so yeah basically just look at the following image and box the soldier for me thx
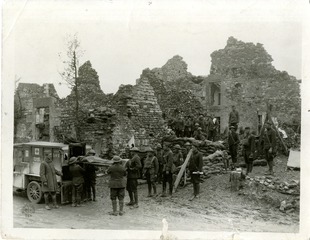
[107,156,127,216]
[125,147,142,208]
[184,142,192,156]
[40,154,63,210]
[228,126,240,170]
[172,144,184,168]
[198,114,205,133]
[193,127,206,141]
[208,114,219,142]
[155,143,163,184]
[189,145,203,201]
[174,115,185,137]
[263,122,277,175]
[143,147,159,197]
[69,157,85,207]
[161,143,174,197]
[242,127,256,175]
[84,149,99,201]
[184,116,192,138]
[188,115,195,137]
[229,105,239,129]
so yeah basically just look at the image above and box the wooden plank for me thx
[173,149,192,193]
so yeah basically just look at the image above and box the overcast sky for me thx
[3,0,303,98]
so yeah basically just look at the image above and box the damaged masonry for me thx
[13,37,301,232]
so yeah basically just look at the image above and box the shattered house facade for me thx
[14,37,301,156]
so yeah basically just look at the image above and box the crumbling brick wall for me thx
[139,56,206,119]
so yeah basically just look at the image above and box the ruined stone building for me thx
[204,37,301,133]
[14,37,301,156]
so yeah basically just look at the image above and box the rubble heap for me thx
[246,175,300,195]
[245,175,300,213]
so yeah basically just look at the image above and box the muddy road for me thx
[13,156,299,233]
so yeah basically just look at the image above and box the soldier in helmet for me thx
[125,147,142,208]
[155,143,163,184]
[193,127,206,141]
[184,142,192,156]
[69,157,85,207]
[172,144,183,168]
[161,143,174,197]
[107,155,127,216]
[228,125,240,170]
[84,149,99,201]
[143,147,159,197]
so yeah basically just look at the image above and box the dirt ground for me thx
[13,155,299,233]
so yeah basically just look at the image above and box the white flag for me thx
[128,135,135,147]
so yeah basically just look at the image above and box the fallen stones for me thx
[246,175,300,196]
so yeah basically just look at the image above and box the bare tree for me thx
[59,33,84,140]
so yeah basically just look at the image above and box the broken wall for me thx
[205,37,301,133]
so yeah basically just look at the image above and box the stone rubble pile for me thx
[246,175,300,195]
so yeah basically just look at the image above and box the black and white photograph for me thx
[2,0,310,239]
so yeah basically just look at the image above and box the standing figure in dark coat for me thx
[198,114,205,133]
[208,114,219,142]
[263,122,277,175]
[40,154,63,210]
[125,147,142,208]
[229,105,239,130]
[188,145,203,201]
[69,157,85,207]
[184,116,191,138]
[161,143,174,197]
[155,143,163,184]
[174,115,185,138]
[107,156,127,216]
[228,126,240,170]
[84,149,99,201]
[242,127,256,175]
[143,147,159,197]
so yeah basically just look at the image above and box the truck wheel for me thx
[27,181,43,204]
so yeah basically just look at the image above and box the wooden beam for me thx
[173,149,192,193]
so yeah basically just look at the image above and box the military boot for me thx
[131,191,139,208]
[153,185,157,196]
[109,200,118,216]
[44,194,51,210]
[126,191,134,206]
[119,200,125,216]
[147,184,152,197]
[52,194,59,209]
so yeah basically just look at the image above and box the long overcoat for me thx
[40,161,62,192]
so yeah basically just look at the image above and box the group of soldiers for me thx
[39,105,277,215]
[167,112,219,141]
[40,150,98,210]
[107,141,203,216]
[227,106,277,176]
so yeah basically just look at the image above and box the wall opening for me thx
[211,83,221,106]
